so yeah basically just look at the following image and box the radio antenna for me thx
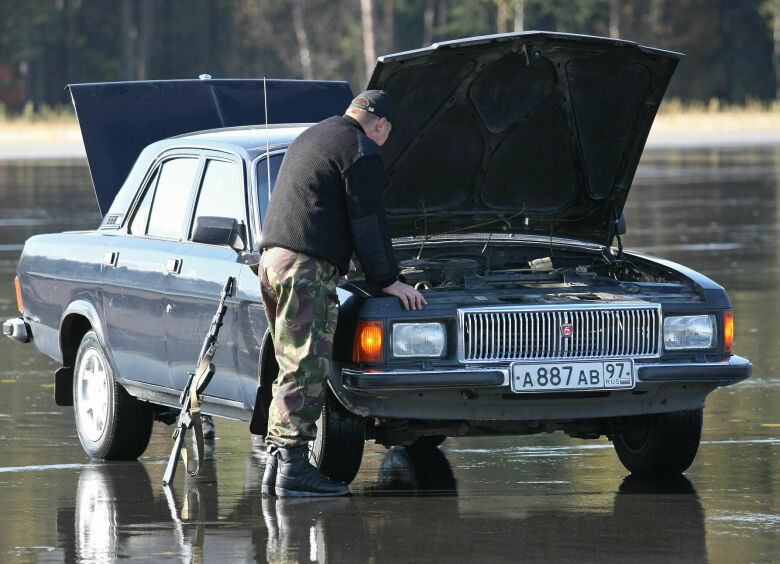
[264,77,272,206]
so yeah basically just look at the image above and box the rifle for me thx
[162,276,236,485]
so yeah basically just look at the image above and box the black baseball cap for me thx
[350,90,397,124]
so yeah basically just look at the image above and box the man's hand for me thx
[382,280,427,310]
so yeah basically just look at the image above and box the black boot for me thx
[262,446,278,496]
[275,445,350,497]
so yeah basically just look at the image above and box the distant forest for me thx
[0,0,778,113]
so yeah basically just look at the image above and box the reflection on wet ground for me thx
[50,444,712,563]
[0,148,778,563]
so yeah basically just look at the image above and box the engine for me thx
[398,257,482,289]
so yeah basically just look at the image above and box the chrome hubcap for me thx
[76,349,110,442]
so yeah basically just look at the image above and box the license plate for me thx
[510,360,634,393]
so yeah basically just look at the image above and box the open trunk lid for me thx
[68,78,353,215]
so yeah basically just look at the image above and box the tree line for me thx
[0,0,777,113]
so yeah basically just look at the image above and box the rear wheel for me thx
[612,409,703,476]
[308,388,365,484]
[73,331,154,460]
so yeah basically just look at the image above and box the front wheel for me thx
[308,388,365,484]
[73,330,154,460]
[410,435,447,450]
[612,409,703,476]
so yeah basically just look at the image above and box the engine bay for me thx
[391,239,686,292]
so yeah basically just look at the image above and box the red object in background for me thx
[0,64,24,110]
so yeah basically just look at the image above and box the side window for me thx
[147,157,199,239]
[256,154,284,224]
[128,168,159,235]
[191,159,245,236]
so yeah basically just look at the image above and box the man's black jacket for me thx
[261,115,399,288]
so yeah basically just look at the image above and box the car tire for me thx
[410,435,447,449]
[612,408,703,476]
[308,388,365,484]
[73,330,154,460]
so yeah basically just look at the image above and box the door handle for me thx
[166,258,182,274]
[103,250,119,267]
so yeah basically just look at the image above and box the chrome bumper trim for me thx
[343,367,508,390]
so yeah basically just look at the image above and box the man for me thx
[259,90,426,497]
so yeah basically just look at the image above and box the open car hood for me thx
[68,79,353,215]
[367,32,681,245]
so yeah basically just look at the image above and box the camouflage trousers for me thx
[259,247,339,448]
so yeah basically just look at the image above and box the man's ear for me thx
[377,117,388,131]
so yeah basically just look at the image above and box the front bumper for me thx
[3,317,31,343]
[342,355,752,391]
[334,356,752,421]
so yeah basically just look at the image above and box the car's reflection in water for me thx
[60,445,707,562]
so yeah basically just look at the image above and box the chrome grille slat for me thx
[490,314,496,360]
[460,305,661,362]
[609,310,615,356]
[510,313,516,359]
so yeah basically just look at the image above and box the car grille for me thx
[459,304,661,362]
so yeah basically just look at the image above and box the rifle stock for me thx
[162,427,186,485]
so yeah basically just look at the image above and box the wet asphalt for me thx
[0,147,778,563]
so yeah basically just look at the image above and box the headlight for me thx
[663,315,716,350]
[392,322,446,358]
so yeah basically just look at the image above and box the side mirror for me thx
[192,216,246,250]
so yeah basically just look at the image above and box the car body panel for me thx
[101,235,170,387]
[368,32,681,245]
[17,232,107,363]
[233,267,270,409]
[163,243,245,399]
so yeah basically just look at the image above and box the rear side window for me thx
[191,159,245,236]
[129,168,159,235]
[146,158,199,239]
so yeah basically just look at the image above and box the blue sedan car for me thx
[4,32,752,483]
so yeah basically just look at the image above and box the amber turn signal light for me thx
[723,310,734,354]
[14,276,23,313]
[354,320,384,363]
